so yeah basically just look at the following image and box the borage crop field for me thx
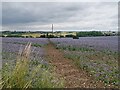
[50,36,119,88]
[1,37,64,88]
[1,36,119,89]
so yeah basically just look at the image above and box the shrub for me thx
[40,35,46,38]
[73,36,79,39]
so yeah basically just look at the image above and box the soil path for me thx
[45,40,106,88]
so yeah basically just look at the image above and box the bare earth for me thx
[45,41,109,88]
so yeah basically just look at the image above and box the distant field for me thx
[51,36,118,51]
[22,33,41,38]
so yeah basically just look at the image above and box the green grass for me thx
[1,43,64,89]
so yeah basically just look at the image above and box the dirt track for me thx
[45,41,106,88]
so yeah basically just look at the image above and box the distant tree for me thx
[60,35,64,38]
[73,35,79,39]
[40,35,46,38]
[65,34,73,38]
[29,36,33,38]
[48,35,54,38]
[46,32,49,38]
[76,31,104,37]
[6,34,23,38]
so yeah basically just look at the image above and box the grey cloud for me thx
[2,2,83,25]
[2,2,118,31]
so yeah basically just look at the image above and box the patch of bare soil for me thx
[45,41,110,88]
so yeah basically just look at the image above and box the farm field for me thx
[1,38,64,88]
[1,36,119,88]
[50,36,119,87]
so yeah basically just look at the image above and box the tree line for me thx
[1,31,118,38]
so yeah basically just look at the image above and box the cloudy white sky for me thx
[1,1,119,31]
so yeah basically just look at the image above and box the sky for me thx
[1,1,119,32]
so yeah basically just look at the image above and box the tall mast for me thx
[52,24,53,35]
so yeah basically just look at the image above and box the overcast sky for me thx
[2,2,118,31]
